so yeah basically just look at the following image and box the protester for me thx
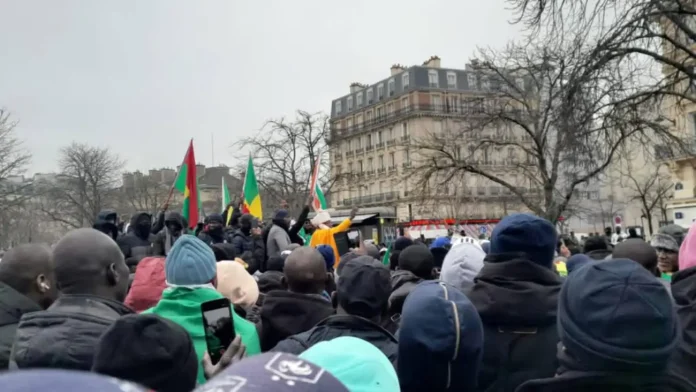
[0,244,57,369]
[613,238,659,276]
[124,256,167,313]
[0,369,147,392]
[398,281,483,392]
[440,241,485,292]
[466,213,563,392]
[670,226,696,385]
[265,210,293,260]
[257,247,334,351]
[230,214,265,273]
[143,235,261,384]
[197,352,350,392]
[92,210,120,241]
[151,211,186,256]
[287,196,312,245]
[150,205,167,235]
[92,314,198,392]
[388,244,436,320]
[300,337,400,392]
[565,253,593,274]
[316,244,336,273]
[197,214,227,245]
[309,206,358,268]
[299,218,315,245]
[116,212,154,270]
[517,259,690,391]
[216,260,259,315]
[582,235,611,260]
[272,256,397,366]
[652,229,681,278]
[12,228,132,370]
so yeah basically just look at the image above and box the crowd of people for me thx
[0,199,695,391]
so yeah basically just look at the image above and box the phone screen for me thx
[201,299,235,365]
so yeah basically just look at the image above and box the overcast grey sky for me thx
[0,0,520,175]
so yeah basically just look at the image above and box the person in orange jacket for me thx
[309,206,358,269]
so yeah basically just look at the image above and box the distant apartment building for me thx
[327,56,537,222]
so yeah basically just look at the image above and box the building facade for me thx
[327,56,534,222]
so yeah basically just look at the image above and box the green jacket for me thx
[143,286,261,384]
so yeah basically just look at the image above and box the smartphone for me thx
[201,298,235,365]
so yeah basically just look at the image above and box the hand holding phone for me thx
[201,298,236,365]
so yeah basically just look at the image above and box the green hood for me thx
[143,286,260,384]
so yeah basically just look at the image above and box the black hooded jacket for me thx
[11,294,132,371]
[670,266,696,386]
[271,314,398,367]
[93,210,119,241]
[387,270,422,320]
[258,290,335,352]
[466,257,563,392]
[152,212,185,257]
[0,282,42,369]
[116,212,155,269]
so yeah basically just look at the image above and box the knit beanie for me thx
[300,337,399,392]
[216,260,260,308]
[490,213,557,268]
[165,235,217,285]
[274,209,290,220]
[316,245,335,271]
[92,314,198,392]
[558,258,679,373]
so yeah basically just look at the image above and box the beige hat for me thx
[311,210,332,227]
[216,259,259,308]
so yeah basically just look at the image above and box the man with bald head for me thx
[0,244,57,369]
[257,247,334,351]
[11,228,132,371]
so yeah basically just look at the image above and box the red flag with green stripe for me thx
[173,140,199,228]
[309,156,327,210]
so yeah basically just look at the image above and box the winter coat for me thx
[150,210,165,235]
[143,286,261,385]
[116,212,155,270]
[151,212,186,257]
[93,210,119,241]
[670,266,696,385]
[387,270,422,320]
[516,372,696,392]
[197,231,226,246]
[230,229,265,273]
[288,206,311,245]
[124,257,167,313]
[11,295,133,371]
[271,314,398,367]
[0,282,42,369]
[585,248,612,260]
[266,224,292,260]
[258,290,335,352]
[309,219,352,268]
[466,258,563,392]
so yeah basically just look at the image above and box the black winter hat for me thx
[337,256,391,318]
[559,259,679,373]
[92,314,198,392]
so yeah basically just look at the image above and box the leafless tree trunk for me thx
[0,109,32,248]
[37,143,124,228]
[234,110,338,217]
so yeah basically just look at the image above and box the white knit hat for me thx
[311,210,332,227]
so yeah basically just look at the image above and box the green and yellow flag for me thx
[241,156,262,219]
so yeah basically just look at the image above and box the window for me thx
[367,88,374,103]
[389,128,395,140]
[387,102,394,114]
[335,101,342,114]
[401,122,409,137]
[690,112,696,135]
[356,92,363,106]
[431,94,442,107]
[358,160,364,173]
[481,76,490,91]
[379,155,384,169]
[366,134,372,146]
[377,131,383,143]
[376,107,384,118]
[346,118,353,128]
[347,96,353,111]
[404,149,410,162]
[467,73,477,89]
[433,120,442,134]
[366,111,373,121]
[428,70,439,87]
[356,114,363,124]
[447,72,457,88]
[401,96,409,110]
[389,152,396,167]
[368,158,373,170]
[348,162,353,173]
[402,72,410,89]
[388,79,395,96]
[448,96,459,112]
[343,141,350,153]
[377,84,384,100]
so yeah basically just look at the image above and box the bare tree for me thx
[234,110,337,216]
[620,161,673,235]
[0,109,31,209]
[38,143,124,228]
[119,171,170,217]
[408,36,680,223]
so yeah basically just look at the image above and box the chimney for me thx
[423,55,441,68]
[390,64,405,76]
[350,82,363,93]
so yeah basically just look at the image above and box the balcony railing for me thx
[329,102,513,140]
[346,151,354,158]
[377,167,386,174]
[376,141,385,149]
[655,139,696,161]
[355,148,365,156]
[366,145,374,152]
[386,140,396,146]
